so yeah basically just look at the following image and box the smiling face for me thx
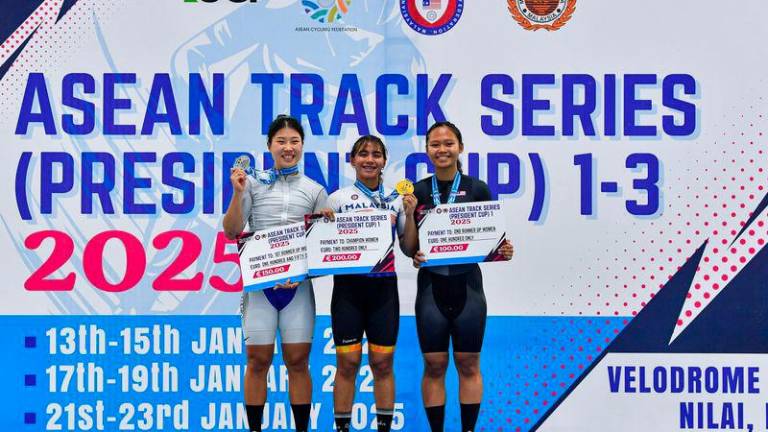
[268,127,303,169]
[350,141,386,185]
[426,126,463,171]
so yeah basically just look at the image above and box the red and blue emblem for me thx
[400,0,463,35]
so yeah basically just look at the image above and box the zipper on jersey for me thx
[281,178,290,223]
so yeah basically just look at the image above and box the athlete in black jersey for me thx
[403,122,514,432]
[322,135,418,432]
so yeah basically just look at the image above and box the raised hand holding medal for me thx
[396,179,417,216]
[231,154,300,186]
[230,155,252,193]
[232,155,253,174]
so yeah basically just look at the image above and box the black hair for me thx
[426,121,463,173]
[267,115,304,145]
[350,134,387,161]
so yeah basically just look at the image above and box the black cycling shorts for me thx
[415,265,487,353]
[331,274,399,354]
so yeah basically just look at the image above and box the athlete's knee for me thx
[282,351,309,375]
[423,356,449,379]
[369,355,393,379]
[337,355,361,379]
[454,354,480,378]
[246,351,273,376]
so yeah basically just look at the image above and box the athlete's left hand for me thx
[274,278,300,290]
[500,240,514,260]
[319,208,335,221]
[412,250,427,268]
[402,194,417,217]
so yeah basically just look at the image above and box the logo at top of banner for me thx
[302,0,351,23]
[400,0,463,35]
[507,0,576,31]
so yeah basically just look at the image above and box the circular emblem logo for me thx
[302,0,352,24]
[436,208,443,214]
[351,194,359,200]
[254,234,261,240]
[508,0,576,31]
[400,0,464,36]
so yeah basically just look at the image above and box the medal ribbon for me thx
[232,156,300,185]
[354,180,399,209]
[252,165,300,185]
[431,172,461,206]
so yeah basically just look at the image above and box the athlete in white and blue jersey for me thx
[325,182,407,276]
[324,135,418,432]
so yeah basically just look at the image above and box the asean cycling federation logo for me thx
[302,0,351,24]
[508,0,576,31]
[400,0,464,36]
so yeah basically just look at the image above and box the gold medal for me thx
[395,179,414,195]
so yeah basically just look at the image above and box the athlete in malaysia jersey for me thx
[223,116,329,432]
[326,182,407,275]
[324,135,417,432]
[403,122,514,432]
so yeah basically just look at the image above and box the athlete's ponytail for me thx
[426,121,464,173]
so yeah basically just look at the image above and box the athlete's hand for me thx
[319,208,335,221]
[230,168,247,194]
[500,239,514,260]
[274,278,300,290]
[402,194,417,217]
[412,250,426,268]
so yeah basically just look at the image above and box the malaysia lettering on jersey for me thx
[326,185,406,237]
[339,200,399,214]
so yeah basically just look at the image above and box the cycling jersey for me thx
[413,174,492,353]
[239,171,327,345]
[325,183,406,277]
[325,183,405,352]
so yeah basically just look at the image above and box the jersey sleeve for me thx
[325,190,341,213]
[240,177,255,230]
[312,186,329,213]
[395,198,406,237]
[475,178,493,201]
[413,177,432,207]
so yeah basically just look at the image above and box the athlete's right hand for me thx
[230,168,247,194]
[319,208,335,221]
[412,250,426,268]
